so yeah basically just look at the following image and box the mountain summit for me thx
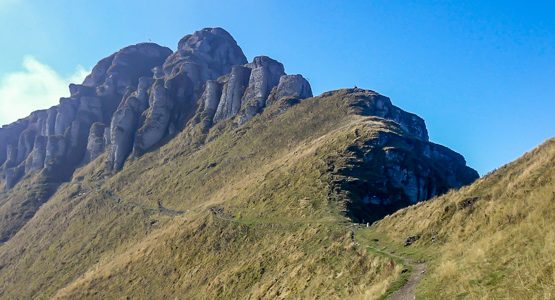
[0,28,480,298]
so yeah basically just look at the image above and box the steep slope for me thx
[0,88,476,299]
[367,138,555,299]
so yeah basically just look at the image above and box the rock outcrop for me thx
[107,28,257,169]
[1,42,172,186]
[267,74,313,106]
[25,136,47,173]
[213,65,252,123]
[84,122,106,163]
[319,89,478,223]
[236,56,285,124]
[163,27,248,85]
[343,133,478,223]
[103,28,314,170]
[200,80,222,118]
[324,88,429,141]
[0,27,315,183]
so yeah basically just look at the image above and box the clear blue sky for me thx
[1,0,554,175]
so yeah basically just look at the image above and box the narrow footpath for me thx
[388,262,426,300]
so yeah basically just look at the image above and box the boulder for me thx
[164,27,247,83]
[267,74,313,105]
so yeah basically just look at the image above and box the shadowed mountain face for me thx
[329,91,478,223]
[0,27,476,267]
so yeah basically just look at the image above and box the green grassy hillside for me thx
[3,85,542,300]
[366,138,555,299]
[0,91,416,299]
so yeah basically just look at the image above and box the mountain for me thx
[365,138,555,299]
[0,28,313,242]
[0,28,479,298]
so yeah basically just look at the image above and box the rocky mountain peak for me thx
[165,27,247,82]
[0,27,314,189]
[83,43,172,90]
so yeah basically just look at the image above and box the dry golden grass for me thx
[3,88,536,299]
[372,138,555,299]
[0,92,407,299]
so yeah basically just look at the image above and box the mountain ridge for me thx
[0,86,476,299]
[0,27,485,299]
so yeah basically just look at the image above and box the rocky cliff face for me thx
[0,42,172,188]
[304,88,479,223]
[0,28,314,188]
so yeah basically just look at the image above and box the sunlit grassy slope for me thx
[369,138,555,299]
[0,91,421,299]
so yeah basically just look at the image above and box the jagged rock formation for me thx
[0,43,172,188]
[105,28,312,170]
[200,80,222,120]
[267,74,313,106]
[292,88,478,223]
[213,65,252,123]
[236,56,285,124]
[84,122,106,163]
[0,27,314,189]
